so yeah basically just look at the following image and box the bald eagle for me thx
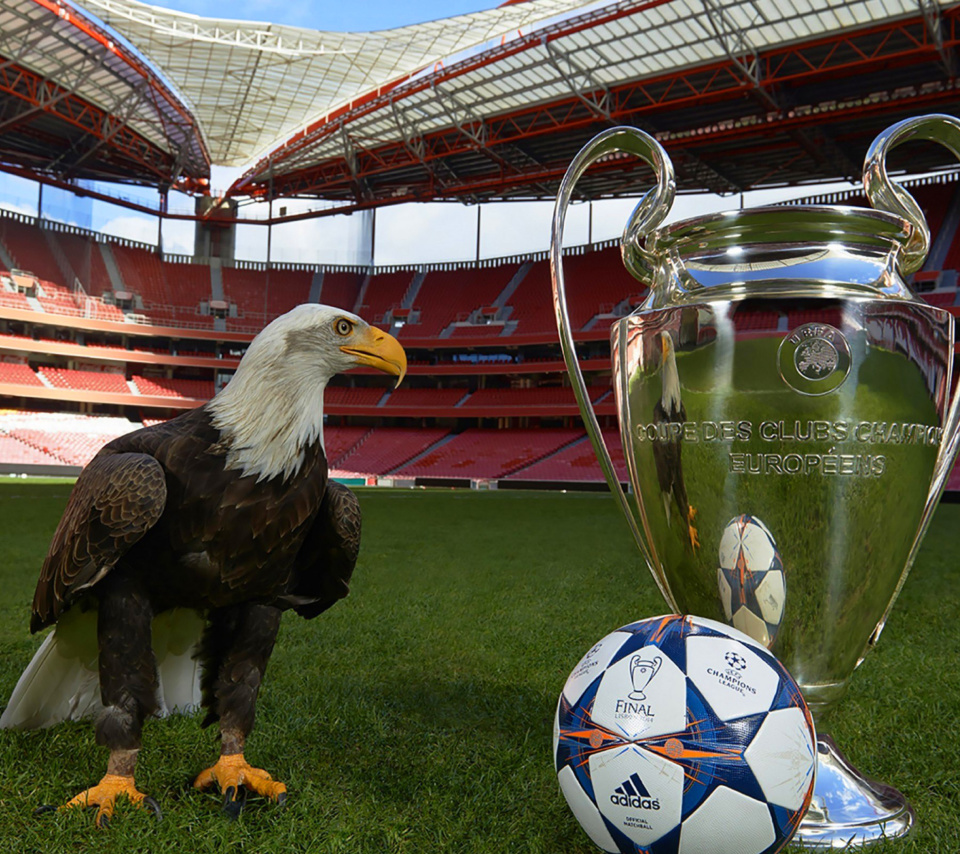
[653,331,699,551]
[0,304,406,825]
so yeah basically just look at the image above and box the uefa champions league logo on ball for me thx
[724,651,747,672]
[628,655,662,701]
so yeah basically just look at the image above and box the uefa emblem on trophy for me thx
[551,114,960,846]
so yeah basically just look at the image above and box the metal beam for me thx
[542,37,612,121]
[919,0,957,76]
[242,8,960,201]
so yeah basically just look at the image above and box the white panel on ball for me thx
[742,523,776,569]
[678,786,776,854]
[744,707,817,811]
[755,570,786,623]
[557,765,619,853]
[751,515,775,541]
[588,745,684,848]
[732,607,772,648]
[562,631,633,706]
[592,644,687,740]
[718,525,742,570]
[686,616,768,653]
[685,636,779,720]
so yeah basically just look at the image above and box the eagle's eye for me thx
[334,318,353,337]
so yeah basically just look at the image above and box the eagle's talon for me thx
[34,804,57,817]
[222,786,246,820]
[59,773,152,827]
[687,505,700,551]
[143,796,163,821]
[194,753,287,806]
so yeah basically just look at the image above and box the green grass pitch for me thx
[0,481,957,853]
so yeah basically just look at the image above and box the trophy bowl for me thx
[551,114,960,847]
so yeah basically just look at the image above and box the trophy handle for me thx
[550,127,678,609]
[863,113,960,275]
[862,114,960,650]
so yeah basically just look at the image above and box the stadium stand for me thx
[39,367,130,395]
[384,387,469,408]
[333,427,451,476]
[6,429,120,466]
[447,323,505,337]
[0,362,44,386]
[52,231,112,296]
[264,269,313,317]
[2,182,960,487]
[503,261,554,336]
[320,271,364,313]
[0,433,64,466]
[163,262,213,314]
[325,386,389,408]
[323,425,373,466]
[460,386,604,409]
[394,428,584,479]
[0,289,32,310]
[357,271,414,327]
[404,266,512,338]
[0,411,136,467]
[132,375,215,399]
[112,244,171,306]
[0,218,65,286]
[505,431,629,482]
[732,309,780,332]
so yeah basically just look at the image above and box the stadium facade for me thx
[0,0,958,488]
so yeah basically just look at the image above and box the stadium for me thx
[0,0,957,850]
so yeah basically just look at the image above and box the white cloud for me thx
[97,214,159,246]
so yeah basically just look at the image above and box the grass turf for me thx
[0,483,956,853]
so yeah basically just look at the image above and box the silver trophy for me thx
[551,114,960,847]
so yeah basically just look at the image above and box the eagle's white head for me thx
[208,304,406,482]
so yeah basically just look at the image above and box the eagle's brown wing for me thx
[279,480,361,619]
[31,452,167,633]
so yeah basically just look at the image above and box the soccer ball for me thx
[554,615,815,854]
[717,515,786,648]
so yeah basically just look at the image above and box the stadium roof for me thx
[80,0,593,167]
[0,0,208,186]
[226,0,960,208]
[1,0,958,209]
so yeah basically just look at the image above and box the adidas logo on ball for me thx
[609,773,661,810]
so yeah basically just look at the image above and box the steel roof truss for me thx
[919,0,956,76]
[542,37,612,121]
[700,0,779,111]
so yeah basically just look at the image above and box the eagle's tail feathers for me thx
[0,610,101,730]
[153,609,205,717]
[0,608,205,730]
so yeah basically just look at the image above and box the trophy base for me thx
[794,734,915,848]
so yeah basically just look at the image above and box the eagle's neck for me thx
[206,356,329,483]
[661,349,682,415]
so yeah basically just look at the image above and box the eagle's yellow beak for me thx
[341,327,407,387]
[660,332,671,361]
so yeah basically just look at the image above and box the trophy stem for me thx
[794,733,915,848]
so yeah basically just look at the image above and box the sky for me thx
[0,0,867,267]
[141,0,503,31]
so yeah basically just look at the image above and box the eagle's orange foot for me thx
[194,754,287,817]
[687,505,700,551]
[43,773,161,828]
